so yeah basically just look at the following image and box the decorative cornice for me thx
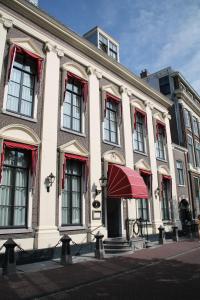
[163,112,171,120]
[144,101,154,110]
[119,85,126,94]
[56,47,64,58]
[94,69,102,80]
[45,42,54,52]
[0,16,13,29]
[86,66,93,75]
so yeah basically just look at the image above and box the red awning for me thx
[162,175,172,180]
[107,164,148,199]
[139,169,152,176]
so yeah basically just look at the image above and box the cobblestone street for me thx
[0,240,200,300]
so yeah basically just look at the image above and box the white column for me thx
[120,87,134,224]
[35,43,63,249]
[145,102,162,232]
[120,87,134,168]
[88,69,104,233]
[0,16,12,80]
[164,113,179,225]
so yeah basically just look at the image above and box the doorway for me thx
[107,198,122,237]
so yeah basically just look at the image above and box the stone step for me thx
[103,238,129,245]
[104,243,131,250]
[104,248,132,254]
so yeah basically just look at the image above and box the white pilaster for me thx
[120,86,133,168]
[88,69,104,232]
[35,43,62,249]
[164,113,179,224]
[120,87,134,222]
[0,16,12,81]
[145,102,162,232]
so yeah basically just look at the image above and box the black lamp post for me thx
[46,172,56,192]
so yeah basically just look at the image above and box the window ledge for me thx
[156,158,168,163]
[103,140,121,148]
[61,127,86,137]
[177,184,186,187]
[134,150,148,156]
[0,228,33,235]
[59,226,87,231]
[1,109,37,123]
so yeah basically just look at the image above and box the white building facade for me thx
[0,0,178,253]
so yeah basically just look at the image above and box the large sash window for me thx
[161,177,171,221]
[7,53,36,117]
[0,149,29,228]
[62,160,83,225]
[63,77,82,132]
[104,100,118,144]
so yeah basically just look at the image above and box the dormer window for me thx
[109,41,118,60]
[99,33,108,53]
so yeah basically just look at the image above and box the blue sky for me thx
[39,0,200,93]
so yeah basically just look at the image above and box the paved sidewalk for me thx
[0,240,199,300]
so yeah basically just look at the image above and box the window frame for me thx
[0,149,29,229]
[187,135,195,166]
[6,53,36,118]
[159,76,170,95]
[184,109,191,129]
[192,116,199,136]
[194,177,200,215]
[176,160,185,186]
[161,179,171,221]
[195,141,200,168]
[137,198,149,221]
[63,77,83,133]
[104,100,119,145]
[134,112,146,153]
[61,160,83,226]
[156,126,166,160]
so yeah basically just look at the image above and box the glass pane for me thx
[72,118,80,132]
[63,115,71,129]
[104,129,109,141]
[6,95,19,112]
[24,58,36,74]
[13,207,25,226]
[65,91,72,103]
[22,86,33,102]
[111,132,117,143]
[21,100,32,116]
[23,73,34,88]
[63,102,71,115]
[11,68,22,83]
[14,54,23,69]
[8,81,20,97]
[73,106,80,119]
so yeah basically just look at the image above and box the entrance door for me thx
[107,198,122,237]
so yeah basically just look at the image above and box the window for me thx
[6,53,36,117]
[0,149,29,227]
[187,135,194,165]
[62,160,82,225]
[159,76,170,95]
[109,41,118,60]
[134,112,146,153]
[195,141,200,168]
[137,199,149,221]
[176,161,185,185]
[63,77,82,132]
[104,100,118,144]
[184,109,191,129]
[156,125,166,160]
[161,179,170,221]
[192,117,199,136]
[99,33,108,53]
[194,177,200,214]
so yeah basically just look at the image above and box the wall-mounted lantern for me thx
[46,172,56,192]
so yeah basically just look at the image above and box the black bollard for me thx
[158,225,165,245]
[94,231,104,259]
[172,226,179,242]
[2,238,18,276]
[60,235,72,265]
[186,222,192,239]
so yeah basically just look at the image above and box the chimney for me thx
[140,69,149,79]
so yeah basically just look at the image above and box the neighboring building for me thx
[142,67,200,223]
[0,0,178,255]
